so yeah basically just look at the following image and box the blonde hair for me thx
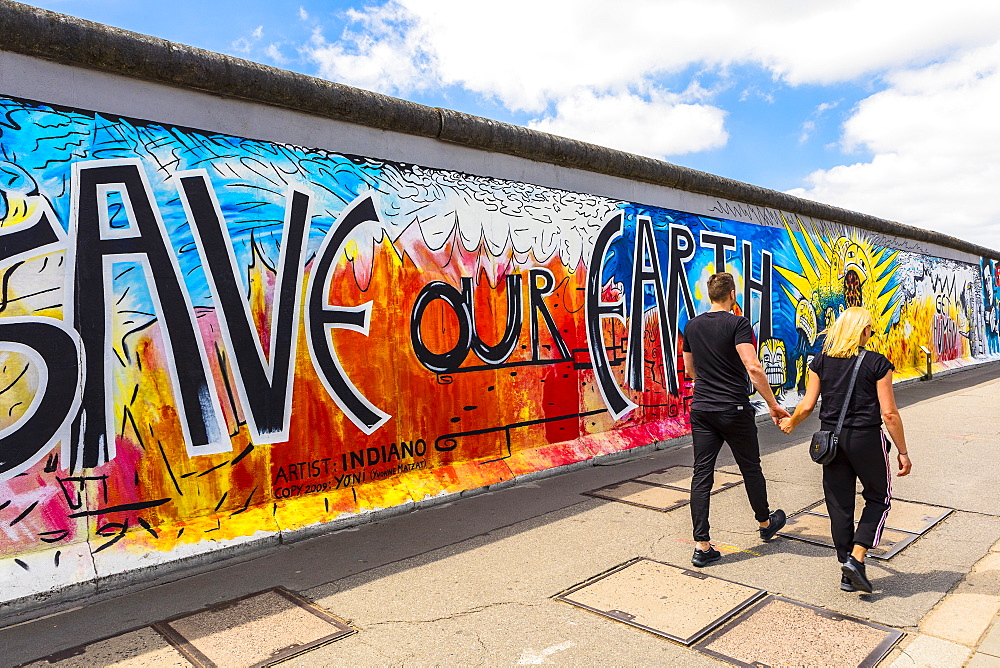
[822,307,873,358]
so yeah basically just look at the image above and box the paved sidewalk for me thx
[885,539,1000,667]
[3,362,1000,666]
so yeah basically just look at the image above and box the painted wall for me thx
[0,86,997,611]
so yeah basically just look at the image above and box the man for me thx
[681,272,790,567]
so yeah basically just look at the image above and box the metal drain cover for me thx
[805,497,952,534]
[153,587,355,667]
[781,496,953,560]
[583,480,690,512]
[555,558,765,645]
[634,465,744,493]
[778,511,921,560]
[696,596,903,667]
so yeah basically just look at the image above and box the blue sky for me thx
[19,0,1000,252]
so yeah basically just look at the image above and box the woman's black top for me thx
[809,350,895,428]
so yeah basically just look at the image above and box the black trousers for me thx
[822,425,892,563]
[690,407,771,542]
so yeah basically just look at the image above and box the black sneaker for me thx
[842,555,873,593]
[840,574,856,592]
[759,509,787,541]
[692,546,722,567]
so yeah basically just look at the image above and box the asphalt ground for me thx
[4,361,1000,666]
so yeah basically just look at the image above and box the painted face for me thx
[795,299,818,346]
[758,338,786,390]
[840,242,869,308]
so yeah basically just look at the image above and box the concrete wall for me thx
[0,2,998,618]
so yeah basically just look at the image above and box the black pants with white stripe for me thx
[822,425,892,563]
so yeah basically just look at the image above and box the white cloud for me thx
[231,37,253,55]
[304,0,1000,109]
[305,5,435,95]
[299,6,309,21]
[798,101,839,144]
[528,89,727,158]
[787,42,1000,251]
[265,43,289,65]
[231,25,265,56]
[798,121,816,145]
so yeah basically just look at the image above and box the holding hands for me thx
[769,403,791,426]
[778,417,794,434]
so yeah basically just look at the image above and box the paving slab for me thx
[978,617,1000,656]
[26,626,189,667]
[968,652,1000,667]
[555,558,765,645]
[920,592,1000,646]
[696,596,901,667]
[976,554,1000,573]
[887,634,971,668]
[154,588,354,667]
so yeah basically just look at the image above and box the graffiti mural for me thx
[0,94,996,601]
[983,258,1000,355]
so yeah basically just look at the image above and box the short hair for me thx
[823,306,873,358]
[707,272,736,303]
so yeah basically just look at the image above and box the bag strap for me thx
[834,349,867,437]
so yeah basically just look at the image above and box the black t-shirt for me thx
[682,311,754,411]
[809,350,895,428]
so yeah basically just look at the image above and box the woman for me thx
[779,307,911,593]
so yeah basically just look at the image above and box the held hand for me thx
[769,404,791,426]
[897,453,912,476]
[778,417,794,434]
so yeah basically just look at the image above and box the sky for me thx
[17,0,1000,253]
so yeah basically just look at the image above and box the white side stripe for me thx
[872,429,893,547]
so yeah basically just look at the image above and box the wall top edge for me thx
[1,0,997,261]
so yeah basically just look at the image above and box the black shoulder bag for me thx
[809,350,866,465]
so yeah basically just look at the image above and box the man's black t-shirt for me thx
[809,350,894,428]
[682,311,754,411]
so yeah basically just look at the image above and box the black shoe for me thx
[759,509,787,541]
[842,555,873,593]
[692,546,722,567]
[840,574,856,592]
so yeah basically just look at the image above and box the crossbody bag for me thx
[809,349,867,465]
